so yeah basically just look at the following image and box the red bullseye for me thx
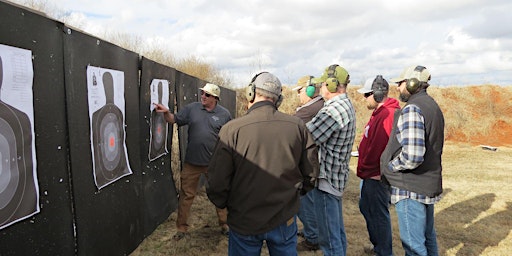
[109,136,115,148]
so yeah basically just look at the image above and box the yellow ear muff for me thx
[325,77,339,93]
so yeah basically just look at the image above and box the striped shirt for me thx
[306,93,356,193]
[389,104,442,204]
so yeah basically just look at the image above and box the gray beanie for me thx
[253,72,282,96]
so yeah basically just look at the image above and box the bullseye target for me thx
[92,104,128,188]
[0,104,35,228]
[99,111,121,173]
[0,46,38,230]
[88,67,132,189]
[148,80,169,161]
[150,112,166,155]
[0,117,22,223]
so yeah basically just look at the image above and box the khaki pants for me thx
[176,162,228,232]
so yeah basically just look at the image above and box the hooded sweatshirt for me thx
[357,97,400,179]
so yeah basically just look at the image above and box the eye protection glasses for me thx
[364,92,374,98]
[201,91,213,97]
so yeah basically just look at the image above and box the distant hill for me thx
[236,84,512,147]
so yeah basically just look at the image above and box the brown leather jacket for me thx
[207,101,319,235]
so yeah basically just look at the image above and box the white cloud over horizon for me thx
[11,0,512,87]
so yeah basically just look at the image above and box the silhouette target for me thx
[92,71,128,188]
[0,56,37,226]
[149,81,167,160]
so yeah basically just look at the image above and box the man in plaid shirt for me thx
[306,64,356,256]
[381,65,445,256]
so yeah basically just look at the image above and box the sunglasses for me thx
[364,92,374,98]
[201,91,213,97]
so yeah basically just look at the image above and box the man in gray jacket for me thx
[207,72,319,256]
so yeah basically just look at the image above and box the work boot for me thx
[363,244,375,254]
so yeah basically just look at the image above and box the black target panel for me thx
[139,57,178,237]
[0,2,74,255]
[175,71,201,168]
[219,86,237,118]
[63,26,143,256]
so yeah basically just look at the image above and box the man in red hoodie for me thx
[357,75,400,256]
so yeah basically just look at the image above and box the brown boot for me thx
[221,225,229,236]
[363,244,375,255]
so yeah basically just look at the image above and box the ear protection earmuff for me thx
[245,72,268,102]
[405,66,428,94]
[325,77,339,93]
[372,75,388,103]
[304,76,316,98]
[305,85,316,98]
[406,78,421,94]
[275,94,283,108]
[325,65,340,93]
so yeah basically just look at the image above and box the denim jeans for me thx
[395,198,439,256]
[359,179,393,256]
[228,216,297,256]
[297,191,318,244]
[311,188,346,256]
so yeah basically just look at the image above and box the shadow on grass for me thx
[436,193,512,255]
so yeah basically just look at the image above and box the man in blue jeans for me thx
[306,64,356,256]
[292,75,324,251]
[207,72,319,256]
[381,65,445,256]
[357,76,399,256]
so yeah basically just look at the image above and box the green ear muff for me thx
[305,84,316,97]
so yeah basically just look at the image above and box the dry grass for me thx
[131,85,512,256]
[131,142,512,256]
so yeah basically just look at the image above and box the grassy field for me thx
[131,85,512,256]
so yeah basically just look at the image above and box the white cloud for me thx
[9,0,512,86]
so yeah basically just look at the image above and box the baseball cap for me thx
[310,77,324,86]
[357,78,375,94]
[391,65,431,83]
[358,75,389,94]
[200,83,221,98]
[317,64,350,85]
[253,72,282,96]
[292,75,314,91]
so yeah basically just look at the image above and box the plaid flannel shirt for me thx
[306,94,356,192]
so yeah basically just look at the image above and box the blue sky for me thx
[12,0,512,87]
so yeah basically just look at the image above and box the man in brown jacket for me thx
[207,72,319,256]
